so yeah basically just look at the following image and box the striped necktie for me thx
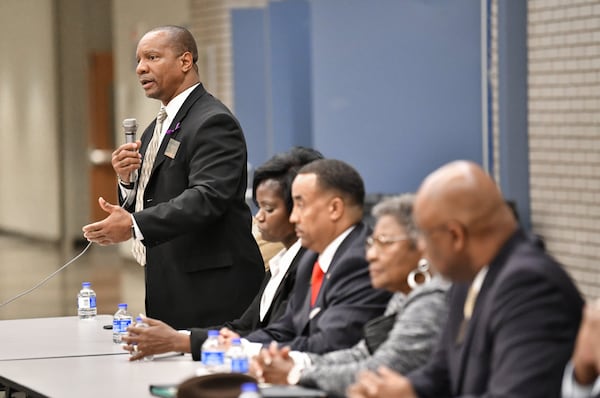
[131,107,167,266]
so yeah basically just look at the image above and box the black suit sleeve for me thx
[475,269,581,398]
[246,253,390,354]
[409,267,582,398]
[187,272,269,361]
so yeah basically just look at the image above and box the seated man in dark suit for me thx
[237,159,391,354]
[348,160,583,398]
[122,147,322,360]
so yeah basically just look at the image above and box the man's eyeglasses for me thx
[366,235,409,249]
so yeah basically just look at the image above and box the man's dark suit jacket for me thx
[407,229,583,398]
[189,247,306,360]
[245,223,391,354]
[122,84,264,330]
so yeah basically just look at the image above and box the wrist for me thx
[286,362,302,385]
[118,175,134,189]
[574,361,598,386]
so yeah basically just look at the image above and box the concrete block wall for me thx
[491,0,501,184]
[527,0,600,299]
[190,0,267,110]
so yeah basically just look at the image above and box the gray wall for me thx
[0,0,61,240]
[0,0,187,247]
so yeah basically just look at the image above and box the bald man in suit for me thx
[348,160,583,398]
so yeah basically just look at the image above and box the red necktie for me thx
[310,261,325,307]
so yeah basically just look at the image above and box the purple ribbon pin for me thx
[166,122,181,135]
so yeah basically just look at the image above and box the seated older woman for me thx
[250,194,450,397]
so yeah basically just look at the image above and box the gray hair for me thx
[371,194,418,246]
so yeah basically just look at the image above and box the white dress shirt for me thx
[562,361,600,398]
[259,240,302,321]
[315,225,355,274]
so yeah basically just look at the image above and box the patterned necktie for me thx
[457,272,486,344]
[131,107,168,266]
[464,267,488,320]
[310,261,325,307]
[463,282,479,321]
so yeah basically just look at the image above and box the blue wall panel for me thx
[310,0,483,193]
[268,0,313,154]
[498,0,530,228]
[232,9,268,170]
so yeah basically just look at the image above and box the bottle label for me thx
[113,318,132,333]
[78,297,90,309]
[201,351,225,366]
[231,357,249,373]
[89,296,96,309]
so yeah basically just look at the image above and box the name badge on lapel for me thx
[164,138,180,159]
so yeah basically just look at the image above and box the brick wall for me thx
[190,0,267,110]
[490,0,501,184]
[189,0,234,109]
[527,0,600,299]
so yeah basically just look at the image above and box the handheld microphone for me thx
[122,118,138,183]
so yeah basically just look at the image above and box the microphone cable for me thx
[1,133,139,309]
[0,240,93,309]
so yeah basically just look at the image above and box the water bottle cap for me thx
[82,282,91,288]
[118,303,128,309]
[240,382,258,392]
[232,337,241,345]
[136,316,143,322]
[207,330,219,337]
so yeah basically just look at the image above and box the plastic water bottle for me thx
[77,282,97,319]
[201,330,225,371]
[131,316,153,361]
[229,337,249,373]
[112,303,132,343]
[238,382,261,398]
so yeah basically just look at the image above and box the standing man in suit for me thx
[82,25,264,330]
[238,159,391,354]
[348,160,583,398]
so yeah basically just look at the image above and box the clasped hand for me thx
[249,342,294,384]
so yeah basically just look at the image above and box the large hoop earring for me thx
[407,258,432,289]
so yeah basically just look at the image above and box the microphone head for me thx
[122,118,138,133]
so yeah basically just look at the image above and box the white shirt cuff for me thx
[562,361,596,398]
[119,183,133,200]
[287,351,312,385]
[241,339,264,358]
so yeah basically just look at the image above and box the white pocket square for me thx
[309,307,321,320]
